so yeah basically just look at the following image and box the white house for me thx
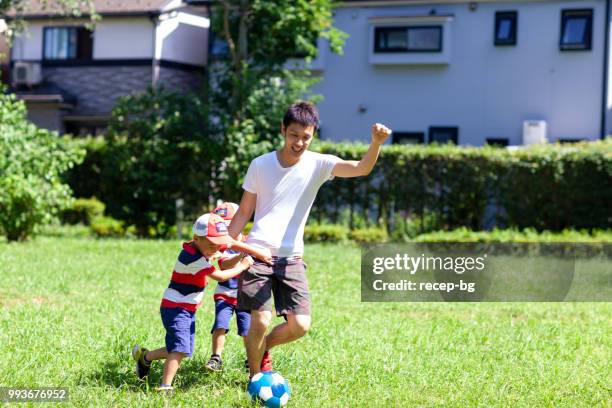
[309,0,612,146]
[7,0,210,134]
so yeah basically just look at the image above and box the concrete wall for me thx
[314,0,606,145]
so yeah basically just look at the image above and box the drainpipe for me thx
[150,12,160,86]
[601,0,610,139]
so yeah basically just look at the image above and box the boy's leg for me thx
[146,347,168,361]
[211,329,227,356]
[237,309,251,373]
[161,352,186,386]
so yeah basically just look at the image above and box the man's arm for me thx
[228,190,256,239]
[331,123,392,178]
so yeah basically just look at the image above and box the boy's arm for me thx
[209,256,253,282]
[231,240,272,264]
[218,253,243,270]
[228,191,256,239]
[331,123,392,178]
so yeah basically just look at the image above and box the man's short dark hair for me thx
[283,101,320,131]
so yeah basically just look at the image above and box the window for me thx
[392,132,424,145]
[429,127,458,144]
[494,11,517,46]
[560,9,592,51]
[374,26,442,53]
[486,138,509,147]
[44,27,93,60]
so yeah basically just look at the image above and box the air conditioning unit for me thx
[522,120,547,145]
[12,61,42,86]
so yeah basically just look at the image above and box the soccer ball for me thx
[247,371,291,407]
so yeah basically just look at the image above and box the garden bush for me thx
[0,91,84,241]
[61,197,105,225]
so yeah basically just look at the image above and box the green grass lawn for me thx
[0,236,610,407]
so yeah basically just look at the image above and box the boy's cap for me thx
[193,213,233,245]
[213,202,239,221]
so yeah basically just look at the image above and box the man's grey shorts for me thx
[237,257,310,316]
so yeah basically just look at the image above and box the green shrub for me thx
[0,91,84,241]
[61,197,105,225]
[90,216,126,238]
[349,227,388,243]
[304,224,349,243]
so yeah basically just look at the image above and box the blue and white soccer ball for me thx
[247,371,291,407]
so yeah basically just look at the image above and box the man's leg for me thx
[265,314,311,350]
[245,309,271,376]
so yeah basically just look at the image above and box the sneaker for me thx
[244,358,250,374]
[204,355,223,372]
[154,385,174,395]
[132,344,151,379]
[260,350,273,372]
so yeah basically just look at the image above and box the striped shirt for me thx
[213,249,239,306]
[160,242,216,312]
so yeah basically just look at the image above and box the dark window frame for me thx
[42,26,93,61]
[560,9,593,51]
[374,25,443,53]
[392,132,425,145]
[486,138,509,147]
[494,11,517,46]
[429,126,458,145]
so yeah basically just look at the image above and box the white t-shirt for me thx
[242,150,340,257]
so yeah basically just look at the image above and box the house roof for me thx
[7,0,210,18]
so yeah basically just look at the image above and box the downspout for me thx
[150,12,160,86]
[601,0,610,139]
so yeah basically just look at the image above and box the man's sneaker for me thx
[244,358,250,374]
[204,355,223,372]
[132,344,151,379]
[260,350,273,372]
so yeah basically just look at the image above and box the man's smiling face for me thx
[281,122,315,159]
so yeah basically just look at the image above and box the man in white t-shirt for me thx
[228,101,391,377]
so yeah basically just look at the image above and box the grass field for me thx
[0,235,610,407]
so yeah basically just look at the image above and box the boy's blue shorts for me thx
[160,306,196,357]
[211,299,251,337]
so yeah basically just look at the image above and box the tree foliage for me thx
[0,91,84,241]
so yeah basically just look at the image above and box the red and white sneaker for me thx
[260,350,273,372]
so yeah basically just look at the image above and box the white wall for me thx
[156,11,209,66]
[315,0,606,145]
[11,18,155,60]
[94,18,154,59]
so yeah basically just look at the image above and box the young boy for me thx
[131,212,270,391]
[204,202,251,372]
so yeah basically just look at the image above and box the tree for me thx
[102,87,220,237]
[0,91,84,241]
[209,0,346,197]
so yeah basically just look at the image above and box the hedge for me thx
[312,139,612,232]
[66,137,611,234]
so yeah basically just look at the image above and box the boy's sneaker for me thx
[204,355,223,372]
[154,385,174,395]
[132,344,151,379]
[260,350,273,372]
